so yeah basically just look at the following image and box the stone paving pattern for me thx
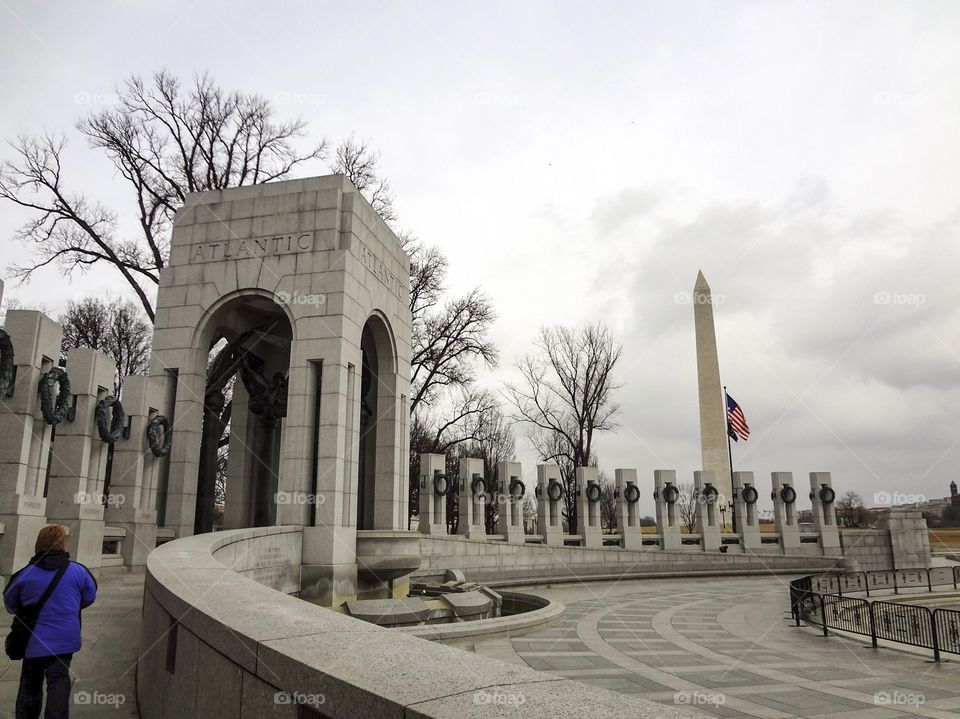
[470,577,960,718]
[1,571,958,717]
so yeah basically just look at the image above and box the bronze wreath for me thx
[585,482,601,502]
[96,396,125,444]
[819,485,836,505]
[780,485,797,505]
[624,483,641,504]
[701,485,719,505]
[0,329,14,397]
[146,415,173,457]
[662,483,680,505]
[741,485,759,505]
[433,472,449,497]
[38,367,71,426]
[509,478,525,499]
[547,479,564,502]
[470,475,487,496]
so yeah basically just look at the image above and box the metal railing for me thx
[790,566,960,662]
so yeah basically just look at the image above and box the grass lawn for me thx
[929,527,960,552]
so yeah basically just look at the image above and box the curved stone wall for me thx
[414,534,841,586]
[139,526,702,718]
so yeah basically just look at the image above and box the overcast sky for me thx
[2,1,959,518]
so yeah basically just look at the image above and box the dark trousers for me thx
[15,654,73,719]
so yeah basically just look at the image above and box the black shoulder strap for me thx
[34,563,69,613]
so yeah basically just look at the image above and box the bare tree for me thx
[330,136,397,225]
[407,389,510,530]
[214,444,228,530]
[410,286,498,415]
[413,388,502,455]
[598,472,617,532]
[677,482,698,534]
[506,323,623,533]
[836,491,872,528]
[455,405,517,534]
[60,296,151,392]
[0,71,326,320]
[402,236,498,525]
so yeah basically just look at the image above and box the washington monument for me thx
[693,270,731,502]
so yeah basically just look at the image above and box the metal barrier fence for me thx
[790,566,960,662]
[807,566,959,597]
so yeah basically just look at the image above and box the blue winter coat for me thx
[3,551,97,658]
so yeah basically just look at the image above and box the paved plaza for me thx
[0,571,957,717]
[0,571,142,718]
[471,576,960,718]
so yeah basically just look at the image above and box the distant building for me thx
[869,481,956,523]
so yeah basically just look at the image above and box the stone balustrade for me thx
[418,453,848,559]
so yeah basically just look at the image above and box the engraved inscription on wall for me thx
[190,232,314,263]
[355,242,404,300]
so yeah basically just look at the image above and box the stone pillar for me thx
[536,463,563,547]
[654,469,682,551]
[496,461,525,545]
[46,347,116,573]
[155,348,206,539]
[732,471,761,552]
[104,376,162,568]
[418,452,448,535]
[771,472,801,553]
[457,457,486,539]
[0,310,59,579]
[809,472,841,555]
[694,470,722,551]
[300,357,358,607]
[881,509,931,569]
[615,468,644,550]
[575,466,602,548]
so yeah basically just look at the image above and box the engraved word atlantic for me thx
[355,242,404,300]
[190,232,314,262]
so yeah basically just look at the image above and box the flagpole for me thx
[724,385,737,534]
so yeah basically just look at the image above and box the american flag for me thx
[726,393,750,442]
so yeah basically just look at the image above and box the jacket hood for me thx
[31,550,70,571]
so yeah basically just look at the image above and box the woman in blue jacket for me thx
[4,525,97,719]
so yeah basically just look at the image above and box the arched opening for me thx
[194,294,292,533]
[356,314,397,530]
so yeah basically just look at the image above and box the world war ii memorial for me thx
[2,4,960,719]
